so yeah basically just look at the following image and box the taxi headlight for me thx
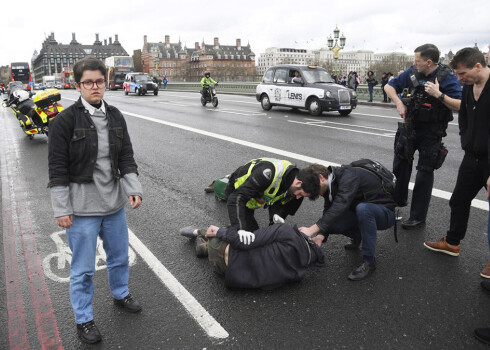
[351,90,357,97]
[325,91,332,98]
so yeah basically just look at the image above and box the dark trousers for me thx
[393,129,441,222]
[446,153,488,245]
[382,86,388,102]
[323,203,395,260]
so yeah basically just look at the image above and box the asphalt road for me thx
[1,88,489,349]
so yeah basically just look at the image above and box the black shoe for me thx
[348,261,376,281]
[204,180,216,193]
[77,320,102,344]
[401,219,425,230]
[114,293,142,313]
[475,328,490,345]
[344,238,361,250]
[481,280,490,292]
[180,226,198,238]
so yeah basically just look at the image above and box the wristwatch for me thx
[438,93,445,102]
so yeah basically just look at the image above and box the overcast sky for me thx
[2,0,488,67]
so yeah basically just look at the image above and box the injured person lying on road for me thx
[180,223,325,290]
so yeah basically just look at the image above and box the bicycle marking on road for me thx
[43,231,137,283]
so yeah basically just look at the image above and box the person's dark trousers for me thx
[322,204,395,261]
[382,87,388,102]
[393,129,440,222]
[368,85,374,101]
[446,153,488,246]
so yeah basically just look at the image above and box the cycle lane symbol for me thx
[43,230,137,283]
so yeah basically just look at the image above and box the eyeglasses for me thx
[79,79,106,89]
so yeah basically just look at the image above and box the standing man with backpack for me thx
[298,160,396,281]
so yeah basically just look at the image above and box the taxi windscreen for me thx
[302,69,335,84]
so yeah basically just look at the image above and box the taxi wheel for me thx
[308,98,322,116]
[261,95,272,111]
[154,89,158,96]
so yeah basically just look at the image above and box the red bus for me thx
[10,62,32,90]
[105,56,133,90]
[61,67,74,89]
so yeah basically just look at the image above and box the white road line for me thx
[128,230,229,339]
[352,112,459,126]
[288,120,394,137]
[303,118,394,133]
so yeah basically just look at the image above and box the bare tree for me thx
[369,53,412,78]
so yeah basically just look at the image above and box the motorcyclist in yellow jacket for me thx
[201,71,217,97]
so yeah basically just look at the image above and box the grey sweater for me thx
[50,98,143,217]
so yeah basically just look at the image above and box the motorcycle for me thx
[201,83,219,107]
[2,88,64,139]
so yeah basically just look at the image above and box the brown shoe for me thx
[423,237,460,256]
[204,180,216,193]
[481,261,490,278]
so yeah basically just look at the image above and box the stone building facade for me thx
[142,35,256,82]
[256,48,315,76]
[31,33,128,83]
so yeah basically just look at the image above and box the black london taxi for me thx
[256,65,357,116]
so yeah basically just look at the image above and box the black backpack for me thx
[350,159,396,196]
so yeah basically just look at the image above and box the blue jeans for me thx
[324,203,395,261]
[368,85,374,101]
[66,207,130,324]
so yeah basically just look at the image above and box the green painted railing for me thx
[160,82,383,100]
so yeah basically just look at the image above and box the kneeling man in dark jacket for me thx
[180,223,325,290]
[299,163,396,281]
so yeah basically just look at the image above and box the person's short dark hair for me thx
[73,56,107,83]
[414,44,440,63]
[296,167,321,200]
[450,47,486,69]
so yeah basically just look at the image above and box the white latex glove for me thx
[273,214,285,224]
[238,230,255,245]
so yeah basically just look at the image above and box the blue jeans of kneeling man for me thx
[66,207,130,324]
[324,203,395,262]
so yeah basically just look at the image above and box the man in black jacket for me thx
[424,48,490,265]
[180,223,325,290]
[298,163,396,281]
[205,158,320,231]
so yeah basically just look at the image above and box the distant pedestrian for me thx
[340,72,347,86]
[366,70,377,102]
[381,72,389,102]
[163,76,168,89]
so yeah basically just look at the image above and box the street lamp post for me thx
[327,25,346,76]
